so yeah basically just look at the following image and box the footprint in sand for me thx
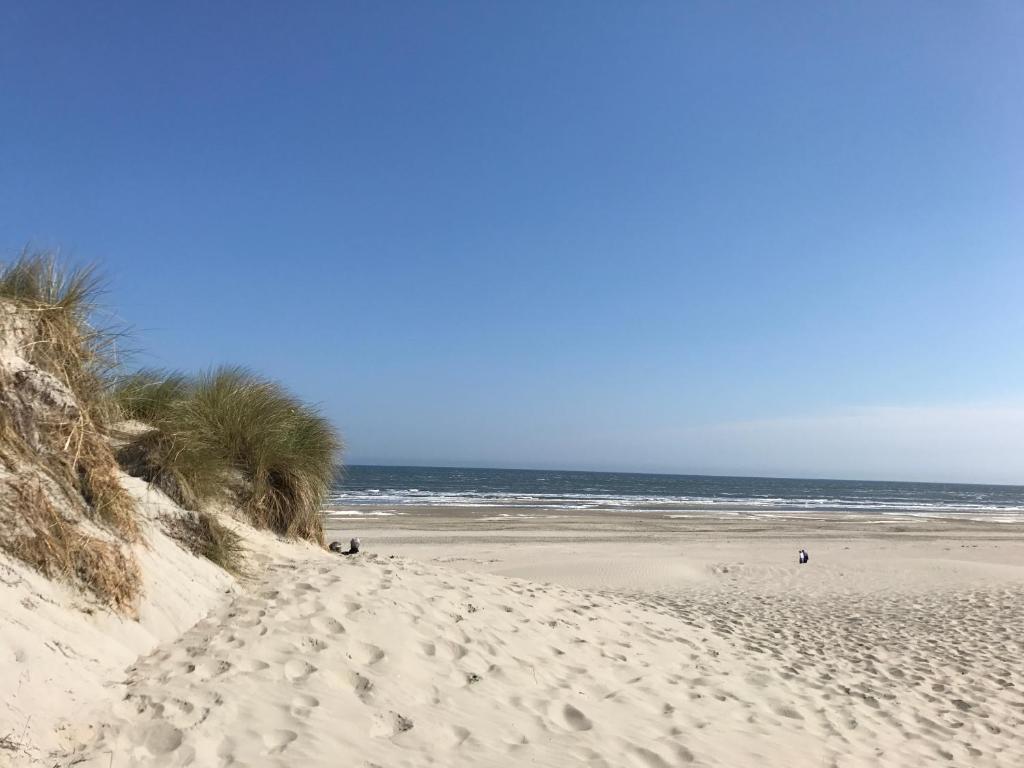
[553,703,593,731]
[290,693,320,717]
[442,725,471,749]
[292,693,319,708]
[437,639,468,661]
[349,671,374,702]
[310,615,346,635]
[370,711,414,738]
[235,658,270,674]
[295,636,328,653]
[626,745,674,768]
[771,703,804,720]
[194,659,232,681]
[284,659,317,682]
[262,729,297,755]
[349,642,386,666]
[143,722,183,755]
[160,697,212,729]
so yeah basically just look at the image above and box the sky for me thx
[2,3,1022,483]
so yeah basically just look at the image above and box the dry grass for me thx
[0,252,137,541]
[57,421,140,541]
[1,252,341,618]
[2,479,141,614]
[1,252,141,614]
[164,510,245,575]
[117,429,216,512]
[0,251,122,424]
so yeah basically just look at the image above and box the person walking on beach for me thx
[798,548,809,564]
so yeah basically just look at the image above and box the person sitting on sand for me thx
[330,537,361,555]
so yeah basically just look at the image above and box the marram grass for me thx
[165,510,246,575]
[0,250,121,425]
[115,370,228,511]
[1,251,341,616]
[4,477,141,614]
[0,251,137,541]
[115,367,340,544]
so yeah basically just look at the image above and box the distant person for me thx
[798,549,809,565]
[330,537,361,555]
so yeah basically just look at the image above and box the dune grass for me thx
[165,510,245,575]
[114,369,191,424]
[0,251,121,424]
[1,251,340,614]
[114,370,228,511]
[115,367,340,544]
[0,252,137,541]
[5,478,141,613]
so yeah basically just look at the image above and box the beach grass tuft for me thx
[114,369,192,424]
[165,510,245,574]
[0,251,138,541]
[0,250,122,424]
[114,370,228,511]
[3,478,141,613]
[115,367,340,544]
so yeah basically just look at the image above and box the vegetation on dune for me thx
[7,477,141,613]
[183,368,339,543]
[113,369,191,424]
[165,510,245,575]
[0,251,121,424]
[0,252,138,542]
[0,250,342,610]
[115,367,341,544]
[115,370,228,511]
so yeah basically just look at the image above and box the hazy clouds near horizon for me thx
[345,404,1024,485]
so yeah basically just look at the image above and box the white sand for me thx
[41,512,1022,767]
[0,476,239,764]
[6,504,1024,766]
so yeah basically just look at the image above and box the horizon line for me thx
[337,462,1024,489]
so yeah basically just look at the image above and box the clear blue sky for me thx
[2,3,1022,482]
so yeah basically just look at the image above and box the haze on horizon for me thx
[2,3,1022,485]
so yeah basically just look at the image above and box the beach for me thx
[38,507,1023,767]
[5,3,1022,764]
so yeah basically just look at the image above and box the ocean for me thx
[328,465,1024,522]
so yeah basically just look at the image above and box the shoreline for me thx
[326,502,1024,526]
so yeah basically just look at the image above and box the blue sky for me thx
[2,3,1022,482]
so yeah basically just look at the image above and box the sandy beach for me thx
[21,507,1017,767]
[5,4,1023,765]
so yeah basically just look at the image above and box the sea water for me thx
[327,466,1024,522]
